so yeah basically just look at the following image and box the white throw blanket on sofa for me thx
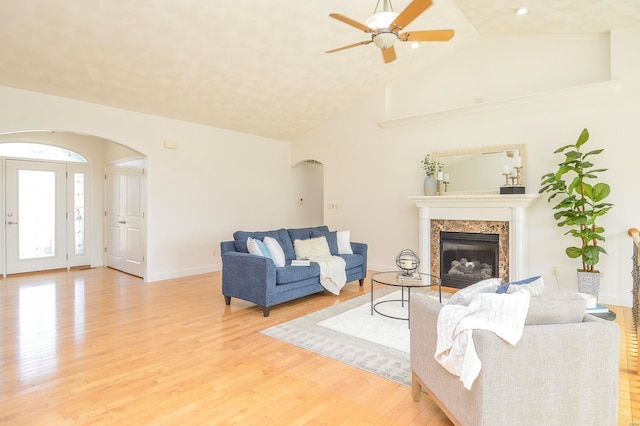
[434,291,530,390]
[311,255,346,295]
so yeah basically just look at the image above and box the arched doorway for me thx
[0,131,146,278]
[291,159,324,225]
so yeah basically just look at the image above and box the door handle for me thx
[7,221,18,225]
[118,220,127,224]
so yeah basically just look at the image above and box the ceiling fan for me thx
[326,0,454,64]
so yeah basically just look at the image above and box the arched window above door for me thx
[0,142,87,162]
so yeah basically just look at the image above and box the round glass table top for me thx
[371,271,440,288]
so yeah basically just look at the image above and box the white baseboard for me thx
[368,263,395,273]
[598,291,632,308]
[147,262,222,283]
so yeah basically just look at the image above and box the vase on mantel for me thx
[424,175,437,196]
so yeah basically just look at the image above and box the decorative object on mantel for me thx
[539,128,613,298]
[396,249,420,276]
[500,154,525,194]
[500,186,525,194]
[424,175,437,196]
[421,154,443,196]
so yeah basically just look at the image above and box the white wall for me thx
[0,86,303,282]
[293,31,640,307]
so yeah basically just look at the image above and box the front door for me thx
[105,159,145,278]
[5,160,67,274]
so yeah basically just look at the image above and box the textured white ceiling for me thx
[0,0,638,141]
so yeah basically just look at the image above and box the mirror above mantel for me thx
[432,143,526,195]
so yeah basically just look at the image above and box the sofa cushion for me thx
[339,253,364,270]
[233,228,295,260]
[525,290,587,325]
[294,236,331,259]
[287,226,329,243]
[310,230,339,254]
[276,263,321,284]
[234,229,278,253]
[447,278,502,306]
[264,237,286,267]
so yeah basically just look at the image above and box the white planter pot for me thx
[424,175,437,196]
[577,270,600,298]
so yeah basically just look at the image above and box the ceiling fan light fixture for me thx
[365,11,399,30]
[327,0,453,63]
[372,31,398,49]
[515,7,528,15]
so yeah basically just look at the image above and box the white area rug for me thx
[261,288,442,386]
[318,291,410,353]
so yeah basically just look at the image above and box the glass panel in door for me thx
[6,160,67,274]
[18,169,57,259]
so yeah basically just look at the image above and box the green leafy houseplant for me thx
[539,128,613,272]
[421,154,442,176]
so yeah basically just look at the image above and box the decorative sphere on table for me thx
[396,249,420,276]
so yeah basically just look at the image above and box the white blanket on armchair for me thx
[311,255,346,295]
[434,291,530,390]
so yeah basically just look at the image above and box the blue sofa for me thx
[220,225,367,316]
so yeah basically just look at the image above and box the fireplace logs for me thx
[440,231,499,289]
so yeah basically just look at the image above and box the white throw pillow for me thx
[247,237,262,256]
[507,276,544,296]
[447,277,502,306]
[294,236,331,259]
[246,237,271,258]
[337,230,353,254]
[263,237,285,267]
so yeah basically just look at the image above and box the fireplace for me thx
[440,231,499,289]
[431,219,509,285]
[410,194,539,284]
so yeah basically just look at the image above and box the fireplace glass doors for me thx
[439,231,499,289]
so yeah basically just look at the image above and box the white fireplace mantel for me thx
[409,194,539,281]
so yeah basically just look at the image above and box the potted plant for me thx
[539,128,613,297]
[421,154,442,196]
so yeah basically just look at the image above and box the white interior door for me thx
[5,160,67,274]
[106,159,145,278]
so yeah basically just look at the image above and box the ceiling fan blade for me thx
[399,29,454,42]
[381,46,397,64]
[326,40,372,53]
[329,13,372,33]
[390,0,433,31]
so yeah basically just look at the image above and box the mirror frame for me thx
[432,143,527,195]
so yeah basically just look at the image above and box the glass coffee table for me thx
[370,271,441,327]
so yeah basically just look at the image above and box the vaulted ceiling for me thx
[0,0,638,141]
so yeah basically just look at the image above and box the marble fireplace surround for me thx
[432,219,509,283]
[410,194,539,284]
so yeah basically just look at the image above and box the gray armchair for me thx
[410,291,620,426]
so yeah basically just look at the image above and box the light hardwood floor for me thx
[0,267,637,425]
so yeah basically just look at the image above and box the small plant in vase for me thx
[538,128,613,297]
[421,154,442,196]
